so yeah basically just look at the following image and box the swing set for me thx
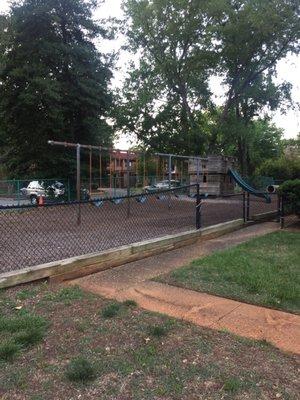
[48,140,205,202]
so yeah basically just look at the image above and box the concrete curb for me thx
[0,219,244,289]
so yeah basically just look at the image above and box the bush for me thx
[278,179,300,214]
[258,157,300,182]
[66,357,96,383]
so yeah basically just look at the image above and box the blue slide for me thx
[228,168,271,203]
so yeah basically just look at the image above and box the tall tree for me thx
[214,0,300,173]
[0,0,113,178]
[118,0,300,174]
[116,0,216,155]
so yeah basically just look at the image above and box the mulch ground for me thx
[0,282,299,400]
[0,195,277,273]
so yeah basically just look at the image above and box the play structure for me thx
[47,140,271,203]
[228,169,271,203]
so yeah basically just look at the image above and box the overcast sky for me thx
[1,0,299,148]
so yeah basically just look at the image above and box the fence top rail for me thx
[0,184,198,211]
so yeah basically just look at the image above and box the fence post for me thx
[280,195,284,229]
[126,150,131,218]
[242,192,246,222]
[246,192,250,221]
[17,180,20,206]
[276,194,281,223]
[196,183,201,229]
[76,143,81,225]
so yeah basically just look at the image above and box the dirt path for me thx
[69,222,300,354]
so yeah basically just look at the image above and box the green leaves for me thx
[118,0,299,173]
[0,0,114,178]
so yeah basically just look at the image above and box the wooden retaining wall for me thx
[0,219,244,289]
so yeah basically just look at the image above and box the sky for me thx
[1,0,299,149]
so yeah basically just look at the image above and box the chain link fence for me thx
[278,195,300,228]
[0,185,280,274]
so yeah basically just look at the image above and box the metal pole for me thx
[276,194,280,223]
[280,195,284,229]
[76,144,81,225]
[89,147,92,196]
[17,180,20,206]
[168,154,172,209]
[127,151,131,218]
[246,192,250,221]
[168,155,172,187]
[196,183,201,229]
[99,149,102,189]
[196,157,200,184]
[243,192,246,222]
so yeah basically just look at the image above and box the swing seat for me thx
[175,194,186,200]
[93,199,104,208]
[136,195,147,204]
[111,198,123,205]
[156,194,167,201]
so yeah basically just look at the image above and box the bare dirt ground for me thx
[0,194,277,273]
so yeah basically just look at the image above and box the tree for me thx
[116,0,217,155]
[0,0,114,178]
[214,0,300,173]
[118,0,300,175]
[258,157,300,181]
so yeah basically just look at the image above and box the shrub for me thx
[278,179,300,214]
[66,357,96,383]
[258,157,300,182]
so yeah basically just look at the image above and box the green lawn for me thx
[0,283,299,399]
[158,231,300,313]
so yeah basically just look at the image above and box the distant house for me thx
[106,151,137,188]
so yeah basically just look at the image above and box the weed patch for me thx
[122,299,137,307]
[101,303,121,318]
[65,356,96,383]
[0,340,19,361]
[148,324,168,337]
[223,377,241,393]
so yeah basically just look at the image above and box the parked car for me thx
[143,180,181,193]
[20,181,65,205]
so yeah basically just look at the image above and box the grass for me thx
[0,282,299,399]
[101,302,121,318]
[0,340,20,361]
[65,356,96,383]
[158,231,300,313]
[0,311,48,362]
[148,324,169,337]
[122,299,138,307]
